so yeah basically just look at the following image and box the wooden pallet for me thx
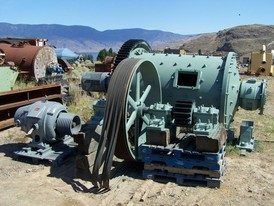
[140,142,226,163]
[143,169,222,188]
[144,158,226,178]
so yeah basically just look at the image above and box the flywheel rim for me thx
[108,58,161,160]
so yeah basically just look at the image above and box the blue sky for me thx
[0,0,273,34]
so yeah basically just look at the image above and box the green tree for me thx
[108,48,113,55]
[109,48,116,57]
[97,48,116,62]
[97,49,108,62]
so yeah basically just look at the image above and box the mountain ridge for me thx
[1,23,273,58]
[179,24,274,57]
[0,22,194,52]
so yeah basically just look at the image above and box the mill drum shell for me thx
[0,43,58,80]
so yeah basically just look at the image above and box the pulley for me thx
[92,58,161,188]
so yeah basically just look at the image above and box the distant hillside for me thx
[180,24,274,58]
[2,23,272,57]
[0,23,194,52]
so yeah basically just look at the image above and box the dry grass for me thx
[66,83,93,123]
[66,83,104,123]
[13,77,36,90]
[226,143,241,157]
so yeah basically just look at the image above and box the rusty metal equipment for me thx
[0,37,48,46]
[14,99,81,163]
[0,49,5,65]
[0,43,59,80]
[0,84,62,130]
[94,56,114,72]
[81,39,267,188]
[58,57,73,73]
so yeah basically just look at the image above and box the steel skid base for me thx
[14,136,76,165]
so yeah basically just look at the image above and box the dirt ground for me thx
[0,74,274,206]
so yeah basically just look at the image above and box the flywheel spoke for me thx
[128,95,137,110]
[140,85,151,104]
[126,110,137,132]
[141,115,150,125]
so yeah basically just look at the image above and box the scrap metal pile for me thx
[0,38,74,129]
[9,39,267,189]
